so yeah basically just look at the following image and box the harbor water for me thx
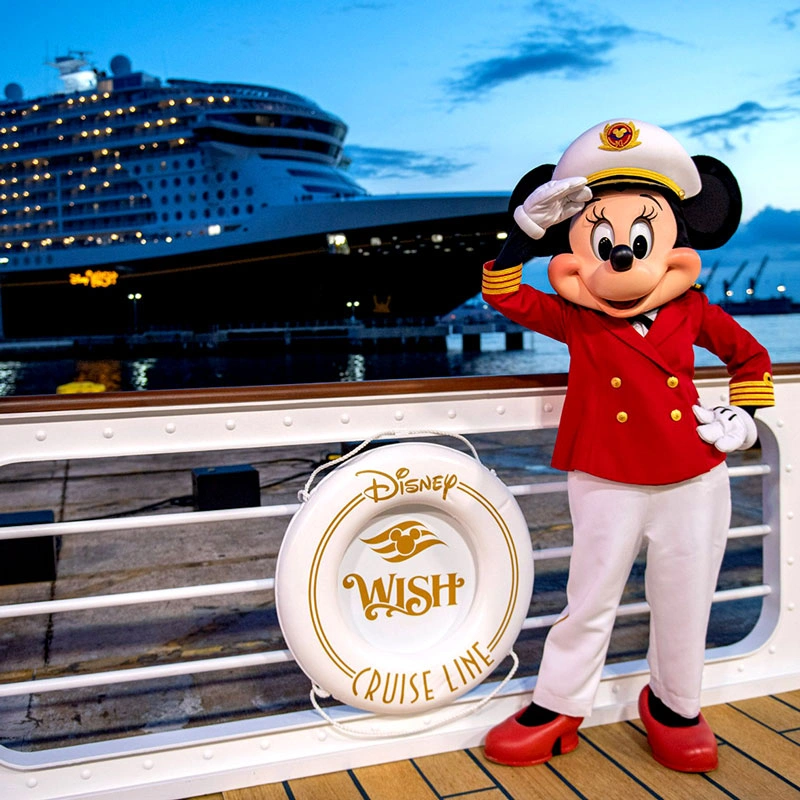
[0,313,798,396]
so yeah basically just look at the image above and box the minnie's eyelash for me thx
[640,205,658,221]
[586,205,608,224]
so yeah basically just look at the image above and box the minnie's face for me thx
[548,188,702,317]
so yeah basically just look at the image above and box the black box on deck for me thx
[192,465,261,511]
[0,510,57,584]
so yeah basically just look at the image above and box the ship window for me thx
[245,186,254,196]
[231,188,239,198]
[160,179,168,188]
[246,204,253,213]
[217,207,225,217]
[203,208,210,218]
[189,209,197,219]
[188,176,195,185]
[217,190,225,200]
[216,172,223,182]
[202,191,209,201]
[175,211,182,220]
[161,212,168,221]
[188,159,195,167]
[173,160,181,169]
[161,196,168,205]
[232,206,239,215]
[134,165,141,175]
[230,171,238,180]
[174,177,181,186]
[175,195,182,203]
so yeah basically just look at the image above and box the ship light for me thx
[431,233,444,243]
[370,237,382,246]
[746,287,754,295]
[32,105,39,111]
[208,224,222,236]
[496,231,508,240]
[726,289,734,297]
[778,284,787,293]
[327,233,350,254]
[0,257,8,263]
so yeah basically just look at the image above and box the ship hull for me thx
[0,197,509,339]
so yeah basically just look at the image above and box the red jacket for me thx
[482,262,775,485]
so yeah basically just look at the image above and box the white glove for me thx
[513,177,592,240]
[693,405,758,452]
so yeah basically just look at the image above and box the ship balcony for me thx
[0,368,796,799]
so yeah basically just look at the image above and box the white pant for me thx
[533,463,731,719]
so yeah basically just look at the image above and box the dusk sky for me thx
[3,0,800,299]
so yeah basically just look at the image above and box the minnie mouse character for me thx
[482,119,774,773]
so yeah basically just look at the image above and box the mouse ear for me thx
[507,163,571,256]
[682,156,742,249]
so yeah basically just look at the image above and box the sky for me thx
[2,0,800,298]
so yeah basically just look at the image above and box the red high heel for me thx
[484,709,583,766]
[638,685,718,772]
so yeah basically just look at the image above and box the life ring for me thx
[275,441,534,715]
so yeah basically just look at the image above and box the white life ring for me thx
[275,441,533,716]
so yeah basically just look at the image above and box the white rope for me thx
[297,430,483,503]
[308,649,519,738]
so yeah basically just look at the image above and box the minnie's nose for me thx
[610,245,634,272]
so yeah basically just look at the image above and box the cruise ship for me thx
[0,53,509,339]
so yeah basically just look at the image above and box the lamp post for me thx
[346,300,360,322]
[127,292,142,333]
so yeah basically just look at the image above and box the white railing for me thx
[0,369,796,800]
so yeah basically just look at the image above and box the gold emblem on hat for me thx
[598,121,641,151]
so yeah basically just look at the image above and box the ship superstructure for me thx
[0,53,508,338]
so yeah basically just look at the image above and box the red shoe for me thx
[484,708,583,766]
[638,686,718,772]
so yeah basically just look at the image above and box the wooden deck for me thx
[189,690,800,800]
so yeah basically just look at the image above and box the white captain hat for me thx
[552,119,702,201]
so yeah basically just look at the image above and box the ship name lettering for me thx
[342,572,464,620]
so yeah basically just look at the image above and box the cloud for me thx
[445,4,680,103]
[666,102,798,148]
[771,7,800,29]
[344,145,473,180]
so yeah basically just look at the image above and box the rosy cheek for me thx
[548,253,601,308]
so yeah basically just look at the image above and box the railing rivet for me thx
[447,409,457,418]
[777,419,785,427]
[496,405,506,415]
[788,512,795,520]
[544,403,553,413]
[81,768,92,780]
[737,665,745,672]
[143,758,154,770]
[102,428,114,439]
[316,731,327,741]
[225,419,236,431]
[260,740,270,750]
[789,557,795,565]
[394,410,404,421]
[789,603,796,611]
[26,777,37,788]
[786,464,794,473]
[340,413,351,424]
[769,646,777,654]
[283,416,293,427]
[202,748,213,760]
[165,423,176,434]
[35,430,46,441]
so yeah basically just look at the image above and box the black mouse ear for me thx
[507,163,571,256]
[683,156,742,250]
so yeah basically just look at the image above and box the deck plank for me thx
[412,750,495,795]
[352,760,437,799]
[581,721,730,799]
[190,692,800,800]
[704,703,800,787]
[470,747,592,800]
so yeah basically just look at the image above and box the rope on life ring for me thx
[275,433,534,731]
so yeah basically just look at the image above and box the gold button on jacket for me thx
[667,376,679,388]
[616,411,628,423]
[671,409,682,421]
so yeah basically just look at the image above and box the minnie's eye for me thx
[630,219,653,259]
[591,221,614,261]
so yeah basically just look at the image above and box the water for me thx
[0,313,798,397]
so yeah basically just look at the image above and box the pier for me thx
[0,319,534,357]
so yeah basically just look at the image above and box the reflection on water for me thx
[129,358,157,391]
[338,353,366,382]
[0,362,21,397]
[0,313,797,397]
